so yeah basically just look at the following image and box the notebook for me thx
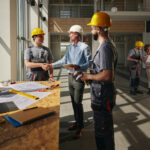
[4,107,55,127]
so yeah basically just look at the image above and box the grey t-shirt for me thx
[90,40,117,109]
[92,40,117,73]
[24,46,53,62]
[128,48,142,66]
[128,48,142,58]
[24,46,53,81]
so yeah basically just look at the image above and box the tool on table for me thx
[9,89,39,100]
[23,106,38,111]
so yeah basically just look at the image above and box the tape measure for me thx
[9,89,39,100]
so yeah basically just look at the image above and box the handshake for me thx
[41,63,52,71]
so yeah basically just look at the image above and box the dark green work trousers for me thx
[68,75,85,128]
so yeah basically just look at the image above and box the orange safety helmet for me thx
[87,12,112,27]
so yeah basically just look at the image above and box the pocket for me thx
[92,84,102,99]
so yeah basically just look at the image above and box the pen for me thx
[23,106,38,111]
[9,89,39,100]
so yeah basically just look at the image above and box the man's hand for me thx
[68,65,80,71]
[41,63,49,71]
[135,59,139,63]
[80,72,90,82]
[49,77,55,82]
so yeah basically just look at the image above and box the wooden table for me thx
[0,81,60,150]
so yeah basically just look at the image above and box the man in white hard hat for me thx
[49,25,91,138]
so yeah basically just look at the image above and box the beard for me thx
[93,33,98,41]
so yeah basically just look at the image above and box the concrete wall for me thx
[0,0,11,81]
[143,32,150,44]
[30,0,48,47]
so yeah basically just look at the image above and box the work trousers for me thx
[93,108,115,150]
[129,64,141,91]
[68,75,85,128]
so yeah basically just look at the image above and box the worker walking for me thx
[49,25,91,138]
[24,28,54,81]
[127,41,144,95]
[81,12,117,150]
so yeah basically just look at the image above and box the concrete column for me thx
[42,0,48,47]
[10,0,17,81]
[143,32,150,44]
[145,0,150,11]
[50,35,61,61]
[30,0,39,32]
[94,0,101,12]
[0,0,11,81]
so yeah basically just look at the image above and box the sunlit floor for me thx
[53,68,150,150]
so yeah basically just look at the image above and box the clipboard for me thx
[4,107,56,127]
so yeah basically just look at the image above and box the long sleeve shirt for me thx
[52,41,91,73]
[143,54,150,67]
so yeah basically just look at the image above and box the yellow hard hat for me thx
[87,12,112,27]
[31,28,45,38]
[135,41,144,47]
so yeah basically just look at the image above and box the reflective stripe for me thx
[107,98,111,112]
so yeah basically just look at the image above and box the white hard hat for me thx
[68,25,83,34]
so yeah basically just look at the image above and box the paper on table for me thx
[0,92,51,109]
[0,87,11,94]
[9,82,50,92]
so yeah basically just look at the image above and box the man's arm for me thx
[127,56,139,63]
[48,60,55,81]
[25,60,49,71]
[81,69,113,82]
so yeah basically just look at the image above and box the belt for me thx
[69,73,74,76]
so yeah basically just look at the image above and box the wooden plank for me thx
[0,81,60,150]
[49,18,145,33]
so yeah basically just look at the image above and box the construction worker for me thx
[127,41,144,95]
[24,28,54,81]
[49,25,91,138]
[80,12,117,150]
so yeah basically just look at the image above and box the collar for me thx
[72,41,81,47]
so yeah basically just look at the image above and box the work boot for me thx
[73,128,83,139]
[68,123,77,131]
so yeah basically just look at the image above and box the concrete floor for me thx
[53,68,150,150]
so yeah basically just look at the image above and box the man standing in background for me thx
[49,25,91,139]
[127,41,144,95]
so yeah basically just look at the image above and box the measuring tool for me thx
[9,89,39,100]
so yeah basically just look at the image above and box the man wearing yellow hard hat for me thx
[127,41,144,95]
[24,28,54,81]
[81,12,117,150]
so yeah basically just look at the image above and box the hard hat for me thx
[31,28,45,38]
[68,25,83,34]
[135,41,144,47]
[87,12,111,27]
